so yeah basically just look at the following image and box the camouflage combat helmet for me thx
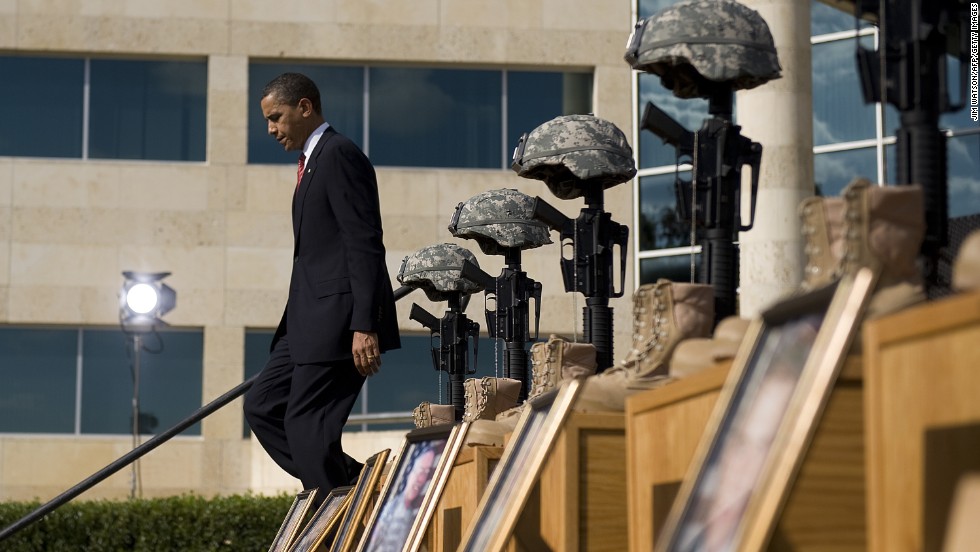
[624,0,781,99]
[397,243,484,302]
[511,114,636,200]
[448,188,552,255]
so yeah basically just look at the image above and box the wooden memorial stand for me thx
[626,355,866,551]
[863,290,980,552]
[424,444,503,552]
[508,411,627,552]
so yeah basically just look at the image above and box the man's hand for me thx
[352,331,381,377]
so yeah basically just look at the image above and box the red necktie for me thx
[296,154,306,190]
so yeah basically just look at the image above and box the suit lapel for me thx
[292,128,338,251]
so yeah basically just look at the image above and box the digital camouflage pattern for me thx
[624,0,781,99]
[448,188,552,255]
[397,243,484,301]
[512,114,636,200]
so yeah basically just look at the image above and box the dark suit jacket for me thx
[272,127,400,364]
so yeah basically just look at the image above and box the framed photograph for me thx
[329,448,391,552]
[458,378,584,552]
[268,488,318,552]
[655,267,877,552]
[356,422,471,552]
[288,485,354,552]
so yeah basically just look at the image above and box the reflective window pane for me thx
[811,0,870,36]
[948,134,980,218]
[0,56,84,158]
[351,334,434,431]
[638,73,711,169]
[243,329,275,438]
[506,71,593,166]
[639,254,701,286]
[0,328,77,433]
[814,146,877,197]
[812,37,877,146]
[81,328,203,436]
[888,135,980,219]
[639,173,694,251]
[369,67,501,169]
[248,63,365,165]
[639,0,676,19]
[89,59,207,161]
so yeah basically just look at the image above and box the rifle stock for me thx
[640,101,694,152]
[409,303,439,331]
[531,196,572,232]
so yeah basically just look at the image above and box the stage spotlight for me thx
[119,271,176,329]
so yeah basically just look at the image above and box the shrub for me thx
[0,493,293,551]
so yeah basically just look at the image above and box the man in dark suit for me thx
[244,72,400,498]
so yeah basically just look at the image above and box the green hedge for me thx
[0,493,293,551]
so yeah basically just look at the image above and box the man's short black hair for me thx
[262,72,322,115]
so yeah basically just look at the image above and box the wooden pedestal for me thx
[864,291,980,552]
[510,411,627,552]
[625,363,730,551]
[626,356,866,551]
[425,444,502,552]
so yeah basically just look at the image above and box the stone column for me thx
[736,0,813,317]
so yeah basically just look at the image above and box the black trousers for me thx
[244,334,365,498]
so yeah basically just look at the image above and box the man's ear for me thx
[298,97,314,117]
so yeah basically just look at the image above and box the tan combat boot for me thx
[799,194,847,290]
[670,315,751,378]
[412,402,456,428]
[528,334,597,400]
[575,279,714,412]
[461,377,522,423]
[839,178,926,319]
[953,230,980,292]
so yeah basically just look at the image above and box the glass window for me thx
[243,328,274,438]
[639,0,675,19]
[638,72,711,169]
[81,328,203,435]
[888,135,980,219]
[88,59,207,161]
[811,0,870,36]
[506,71,593,164]
[248,63,365,165]
[814,146,877,197]
[812,36,877,146]
[639,173,693,251]
[0,56,84,158]
[947,134,980,218]
[0,328,78,433]
[247,63,592,170]
[0,326,203,435]
[813,147,878,197]
[0,56,206,161]
[639,254,701,286]
[369,67,502,169]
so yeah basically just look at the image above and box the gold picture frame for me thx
[288,485,354,552]
[268,488,318,552]
[356,422,470,552]
[458,378,584,552]
[655,267,877,551]
[329,448,391,552]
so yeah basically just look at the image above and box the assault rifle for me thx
[459,254,541,400]
[853,0,972,297]
[640,89,761,322]
[409,293,480,421]
[532,190,629,371]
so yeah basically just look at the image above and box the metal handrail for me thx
[0,285,418,543]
